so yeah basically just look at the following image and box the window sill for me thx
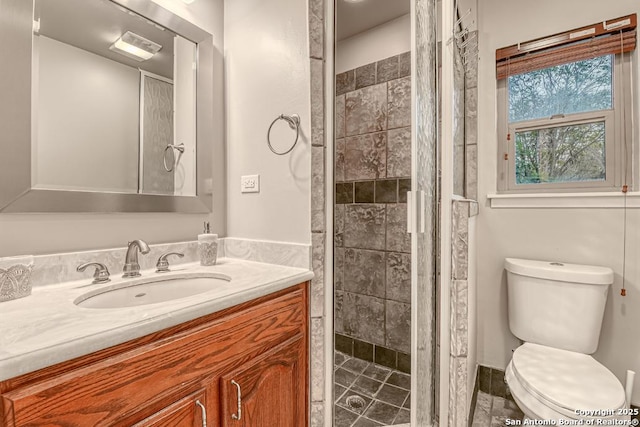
[487,192,640,209]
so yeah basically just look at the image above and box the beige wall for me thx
[477,0,640,404]
[0,0,224,258]
[224,0,311,244]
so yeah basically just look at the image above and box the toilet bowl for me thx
[504,258,629,421]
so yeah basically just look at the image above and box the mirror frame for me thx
[0,0,214,213]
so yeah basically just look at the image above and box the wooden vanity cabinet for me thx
[0,283,308,427]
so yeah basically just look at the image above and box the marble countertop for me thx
[0,258,313,382]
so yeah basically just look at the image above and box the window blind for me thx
[496,14,636,80]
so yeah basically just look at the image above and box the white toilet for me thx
[504,258,629,422]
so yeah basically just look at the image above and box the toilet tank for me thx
[505,258,613,354]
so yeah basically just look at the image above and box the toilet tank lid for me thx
[505,258,614,285]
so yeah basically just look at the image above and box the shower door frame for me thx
[323,0,452,426]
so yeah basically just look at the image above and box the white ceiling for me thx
[336,0,411,41]
[36,0,179,79]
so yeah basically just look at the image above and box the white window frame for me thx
[497,53,634,194]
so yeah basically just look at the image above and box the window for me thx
[496,15,636,193]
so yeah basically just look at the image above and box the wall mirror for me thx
[0,0,214,213]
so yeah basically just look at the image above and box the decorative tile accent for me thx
[336,95,346,139]
[344,248,386,298]
[344,204,386,250]
[386,204,410,253]
[311,232,325,318]
[490,368,507,398]
[397,352,411,374]
[335,204,345,247]
[308,0,323,60]
[311,58,325,147]
[345,84,388,136]
[466,135,478,201]
[311,317,325,401]
[450,280,468,357]
[311,146,326,233]
[343,292,385,345]
[336,333,354,356]
[354,340,374,362]
[337,182,354,204]
[452,200,469,280]
[344,132,387,180]
[469,200,479,217]
[336,137,346,182]
[335,290,345,334]
[399,52,411,78]
[374,345,397,369]
[388,77,411,129]
[398,179,411,202]
[478,365,491,394]
[448,356,468,427]
[311,402,325,427]
[355,181,375,203]
[222,238,311,269]
[377,56,399,83]
[335,247,345,289]
[308,0,326,420]
[337,70,356,96]
[385,300,411,353]
[356,63,377,89]
[386,252,411,303]
[374,179,398,203]
[387,127,411,178]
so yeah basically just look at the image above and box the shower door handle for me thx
[407,191,413,234]
[406,190,425,234]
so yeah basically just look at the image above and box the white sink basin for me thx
[75,274,231,309]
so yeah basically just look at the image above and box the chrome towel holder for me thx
[267,113,300,155]
[163,143,185,172]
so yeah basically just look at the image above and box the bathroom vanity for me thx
[0,259,312,426]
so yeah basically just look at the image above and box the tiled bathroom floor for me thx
[471,390,525,426]
[334,351,411,426]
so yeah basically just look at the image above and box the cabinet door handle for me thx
[195,400,207,427]
[231,380,242,421]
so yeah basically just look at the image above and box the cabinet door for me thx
[132,390,208,427]
[220,335,307,427]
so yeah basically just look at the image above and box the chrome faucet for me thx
[122,239,150,278]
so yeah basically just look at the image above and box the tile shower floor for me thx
[334,351,411,426]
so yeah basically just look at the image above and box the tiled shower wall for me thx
[334,52,412,367]
[448,30,479,427]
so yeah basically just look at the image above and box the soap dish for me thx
[0,255,34,302]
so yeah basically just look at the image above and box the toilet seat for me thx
[508,343,626,419]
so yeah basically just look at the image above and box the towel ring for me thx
[163,143,185,172]
[267,114,300,155]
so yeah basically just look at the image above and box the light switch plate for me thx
[241,174,260,193]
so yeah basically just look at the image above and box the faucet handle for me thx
[77,262,111,284]
[156,252,184,273]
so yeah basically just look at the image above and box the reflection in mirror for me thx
[32,0,196,196]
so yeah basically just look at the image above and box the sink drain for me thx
[135,293,146,298]
[345,395,366,411]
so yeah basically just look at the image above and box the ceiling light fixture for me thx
[109,31,162,62]
[182,0,196,4]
